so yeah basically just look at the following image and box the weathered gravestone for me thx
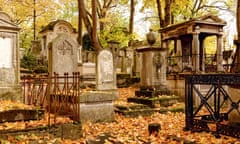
[80,50,118,123]
[48,34,78,75]
[0,11,22,102]
[97,49,116,90]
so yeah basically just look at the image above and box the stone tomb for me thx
[48,34,78,75]
[0,11,22,102]
[135,47,170,97]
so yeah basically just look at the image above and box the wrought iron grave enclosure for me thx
[22,72,81,125]
[183,73,240,138]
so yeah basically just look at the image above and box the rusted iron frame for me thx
[22,73,81,126]
[22,75,48,107]
[50,72,81,124]
[72,72,80,122]
[183,73,240,137]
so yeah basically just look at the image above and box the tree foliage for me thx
[20,52,37,71]
[0,0,61,49]
[0,0,235,51]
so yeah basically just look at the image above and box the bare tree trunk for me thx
[77,0,82,45]
[164,0,171,27]
[129,0,135,46]
[237,0,240,40]
[129,0,134,34]
[231,0,240,72]
[156,0,163,27]
[92,0,100,52]
[78,0,101,52]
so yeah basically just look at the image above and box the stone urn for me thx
[146,29,157,45]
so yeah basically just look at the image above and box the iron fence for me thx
[167,54,218,73]
[22,72,81,125]
[183,73,240,138]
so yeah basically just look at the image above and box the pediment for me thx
[0,11,19,29]
[0,19,18,28]
[195,14,226,24]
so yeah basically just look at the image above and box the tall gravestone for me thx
[0,11,22,102]
[80,49,118,123]
[97,49,116,90]
[48,34,78,75]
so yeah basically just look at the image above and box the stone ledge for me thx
[0,109,44,122]
[80,90,118,103]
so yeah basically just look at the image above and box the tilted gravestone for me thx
[0,11,22,102]
[48,34,78,75]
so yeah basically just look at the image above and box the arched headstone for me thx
[97,50,116,90]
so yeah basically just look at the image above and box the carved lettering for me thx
[57,40,73,55]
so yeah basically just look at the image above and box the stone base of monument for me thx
[127,95,180,108]
[0,109,44,122]
[135,85,171,97]
[115,98,184,117]
[80,90,118,123]
[0,85,22,102]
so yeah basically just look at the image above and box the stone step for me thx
[114,102,185,117]
[0,109,45,123]
[127,95,180,108]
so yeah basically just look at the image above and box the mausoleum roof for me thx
[159,14,226,33]
[39,19,77,33]
[0,11,20,31]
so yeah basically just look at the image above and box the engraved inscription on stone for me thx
[57,40,73,55]
[99,50,114,83]
[0,37,12,68]
[57,25,69,33]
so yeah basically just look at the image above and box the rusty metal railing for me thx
[22,72,81,125]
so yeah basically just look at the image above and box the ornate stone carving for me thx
[57,40,73,55]
[56,25,69,33]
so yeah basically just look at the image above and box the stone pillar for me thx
[0,11,22,102]
[217,33,224,71]
[137,47,167,87]
[201,43,205,72]
[176,39,182,70]
[192,31,200,72]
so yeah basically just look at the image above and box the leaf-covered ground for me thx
[0,87,239,143]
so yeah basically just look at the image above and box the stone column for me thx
[176,39,182,70]
[201,42,205,72]
[217,33,224,71]
[192,31,200,72]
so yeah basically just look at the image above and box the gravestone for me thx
[80,49,118,123]
[0,11,22,102]
[48,34,78,75]
[97,49,116,90]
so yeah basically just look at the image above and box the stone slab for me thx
[79,90,118,123]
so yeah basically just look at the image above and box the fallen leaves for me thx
[0,88,240,143]
[0,100,35,112]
